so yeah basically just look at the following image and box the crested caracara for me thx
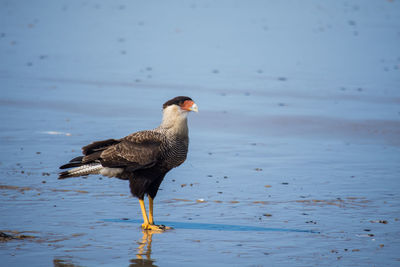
[59,96,198,231]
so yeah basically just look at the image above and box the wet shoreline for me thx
[1,0,400,266]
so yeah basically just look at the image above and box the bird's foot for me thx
[141,223,173,231]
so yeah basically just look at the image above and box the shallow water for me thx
[1,0,400,266]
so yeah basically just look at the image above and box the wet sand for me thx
[1,1,400,266]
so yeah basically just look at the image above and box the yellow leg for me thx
[139,199,149,226]
[139,197,171,231]
[148,196,154,225]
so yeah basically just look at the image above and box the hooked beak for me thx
[189,103,199,113]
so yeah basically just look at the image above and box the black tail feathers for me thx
[59,156,84,169]
[58,170,72,179]
[59,156,84,179]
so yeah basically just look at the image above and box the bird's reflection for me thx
[129,230,158,267]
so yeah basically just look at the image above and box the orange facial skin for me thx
[180,100,198,112]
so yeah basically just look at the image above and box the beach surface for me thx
[1,1,400,266]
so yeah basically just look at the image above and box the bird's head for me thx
[163,96,198,113]
[161,96,198,131]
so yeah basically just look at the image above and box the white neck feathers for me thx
[159,105,189,137]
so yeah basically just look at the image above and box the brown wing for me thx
[99,131,164,171]
[82,139,120,155]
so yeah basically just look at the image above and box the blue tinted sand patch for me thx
[102,219,319,233]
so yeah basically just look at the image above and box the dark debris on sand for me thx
[0,231,36,242]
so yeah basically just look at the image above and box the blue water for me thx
[1,0,399,266]
[102,218,319,233]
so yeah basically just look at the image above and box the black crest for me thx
[162,96,192,109]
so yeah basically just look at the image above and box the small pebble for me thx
[306,220,317,224]
[370,220,388,224]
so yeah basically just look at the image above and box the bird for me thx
[58,96,198,231]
